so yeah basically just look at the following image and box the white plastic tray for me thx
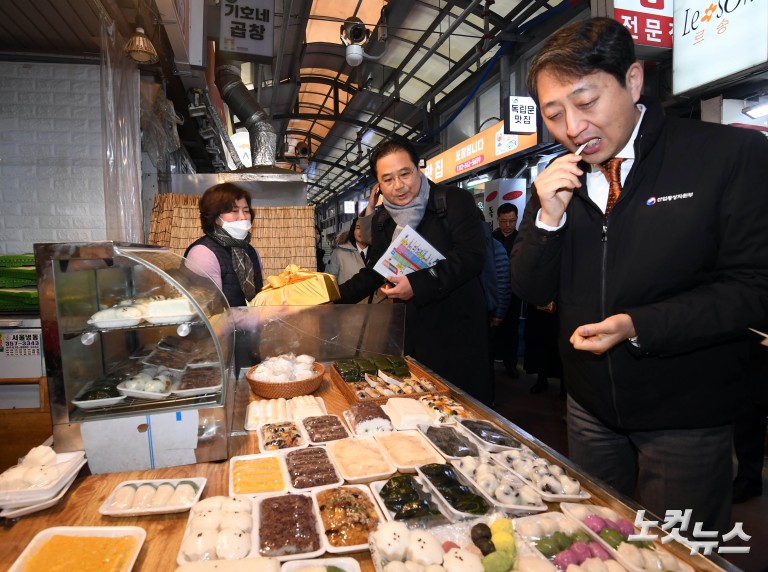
[177,495,258,566]
[116,380,172,400]
[228,452,290,496]
[301,414,350,445]
[281,556,361,572]
[491,451,591,502]
[380,399,433,430]
[245,396,326,431]
[87,317,142,329]
[416,423,480,460]
[449,458,547,514]
[414,463,493,521]
[99,477,206,517]
[313,485,386,554]
[254,492,326,561]
[454,418,524,452]
[282,447,343,492]
[144,312,196,325]
[257,420,309,453]
[341,410,394,437]
[559,502,695,572]
[368,515,543,572]
[0,451,86,506]
[71,394,127,409]
[373,429,444,473]
[417,394,472,425]
[0,472,78,518]
[9,526,146,572]
[170,383,223,398]
[326,437,396,484]
[369,475,451,525]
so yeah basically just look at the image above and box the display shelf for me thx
[34,241,236,469]
[60,319,204,341]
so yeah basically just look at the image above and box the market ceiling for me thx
[0,0,587,206]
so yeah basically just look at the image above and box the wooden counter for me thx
[0,368,735,571]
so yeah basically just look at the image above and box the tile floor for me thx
[491,363,767,572]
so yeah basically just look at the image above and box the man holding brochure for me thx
[338,135,492,405]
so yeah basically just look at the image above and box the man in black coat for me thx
[510,17,768,534]
[491,202,521,378]
[338,136,492,405]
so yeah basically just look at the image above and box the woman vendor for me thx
[185,182,263,307]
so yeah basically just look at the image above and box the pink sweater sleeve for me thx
[185,244,223,290]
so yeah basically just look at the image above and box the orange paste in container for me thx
[22,535,138,572]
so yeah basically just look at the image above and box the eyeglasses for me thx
[379,168,416,189]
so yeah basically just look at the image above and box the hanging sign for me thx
[673,0,768,94]
[423,121,537,184]
[218,0,274,62]
[614,0,673,49]
[505,96,537,134]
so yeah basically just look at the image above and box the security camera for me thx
[341,17,369,45]
[346,45,364,67]
[295,141,311,158]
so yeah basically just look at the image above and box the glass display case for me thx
[34,242,236,472]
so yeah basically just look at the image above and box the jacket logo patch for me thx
[646,193,694,206]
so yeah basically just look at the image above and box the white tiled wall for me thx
[0,62,106,255]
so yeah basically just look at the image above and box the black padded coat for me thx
[510,96,768,430]
[339,182,492,404]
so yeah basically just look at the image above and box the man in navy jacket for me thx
[510,17,768,534]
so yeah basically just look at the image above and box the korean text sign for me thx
[219,0,274,61]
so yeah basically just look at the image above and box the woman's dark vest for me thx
[185,236,262,307]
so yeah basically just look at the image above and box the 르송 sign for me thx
[672,0,768,94]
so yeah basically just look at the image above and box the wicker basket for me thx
[246,362,325,399]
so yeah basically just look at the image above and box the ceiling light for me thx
[465,174,491,188]
[124,15,159,64]
[742,97,768,119]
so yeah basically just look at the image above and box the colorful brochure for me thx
[372,225,445,278]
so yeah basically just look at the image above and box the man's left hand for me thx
[570,313,636,355]
[381,275,414,301]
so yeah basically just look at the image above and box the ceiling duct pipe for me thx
[215,63,277,166]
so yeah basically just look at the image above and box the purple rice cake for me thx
[347,401,393,435]
[302,415,349,443]
[257,494,321,557]
[179,366,221,390]
[284,447,340,489]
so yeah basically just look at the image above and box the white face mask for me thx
[219,218,251,240]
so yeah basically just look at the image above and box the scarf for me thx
[382,172,431,236]
[207,226,257,301]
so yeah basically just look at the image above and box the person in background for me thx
[492,202,521,378]
[185,182,263,307]
[486,221,512,405]
[338,135,492,405]
[510,17,768,534]
[732,331,768,503]
[315,225,326,272]
[326,216,369,285]
[523,301,563,395]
